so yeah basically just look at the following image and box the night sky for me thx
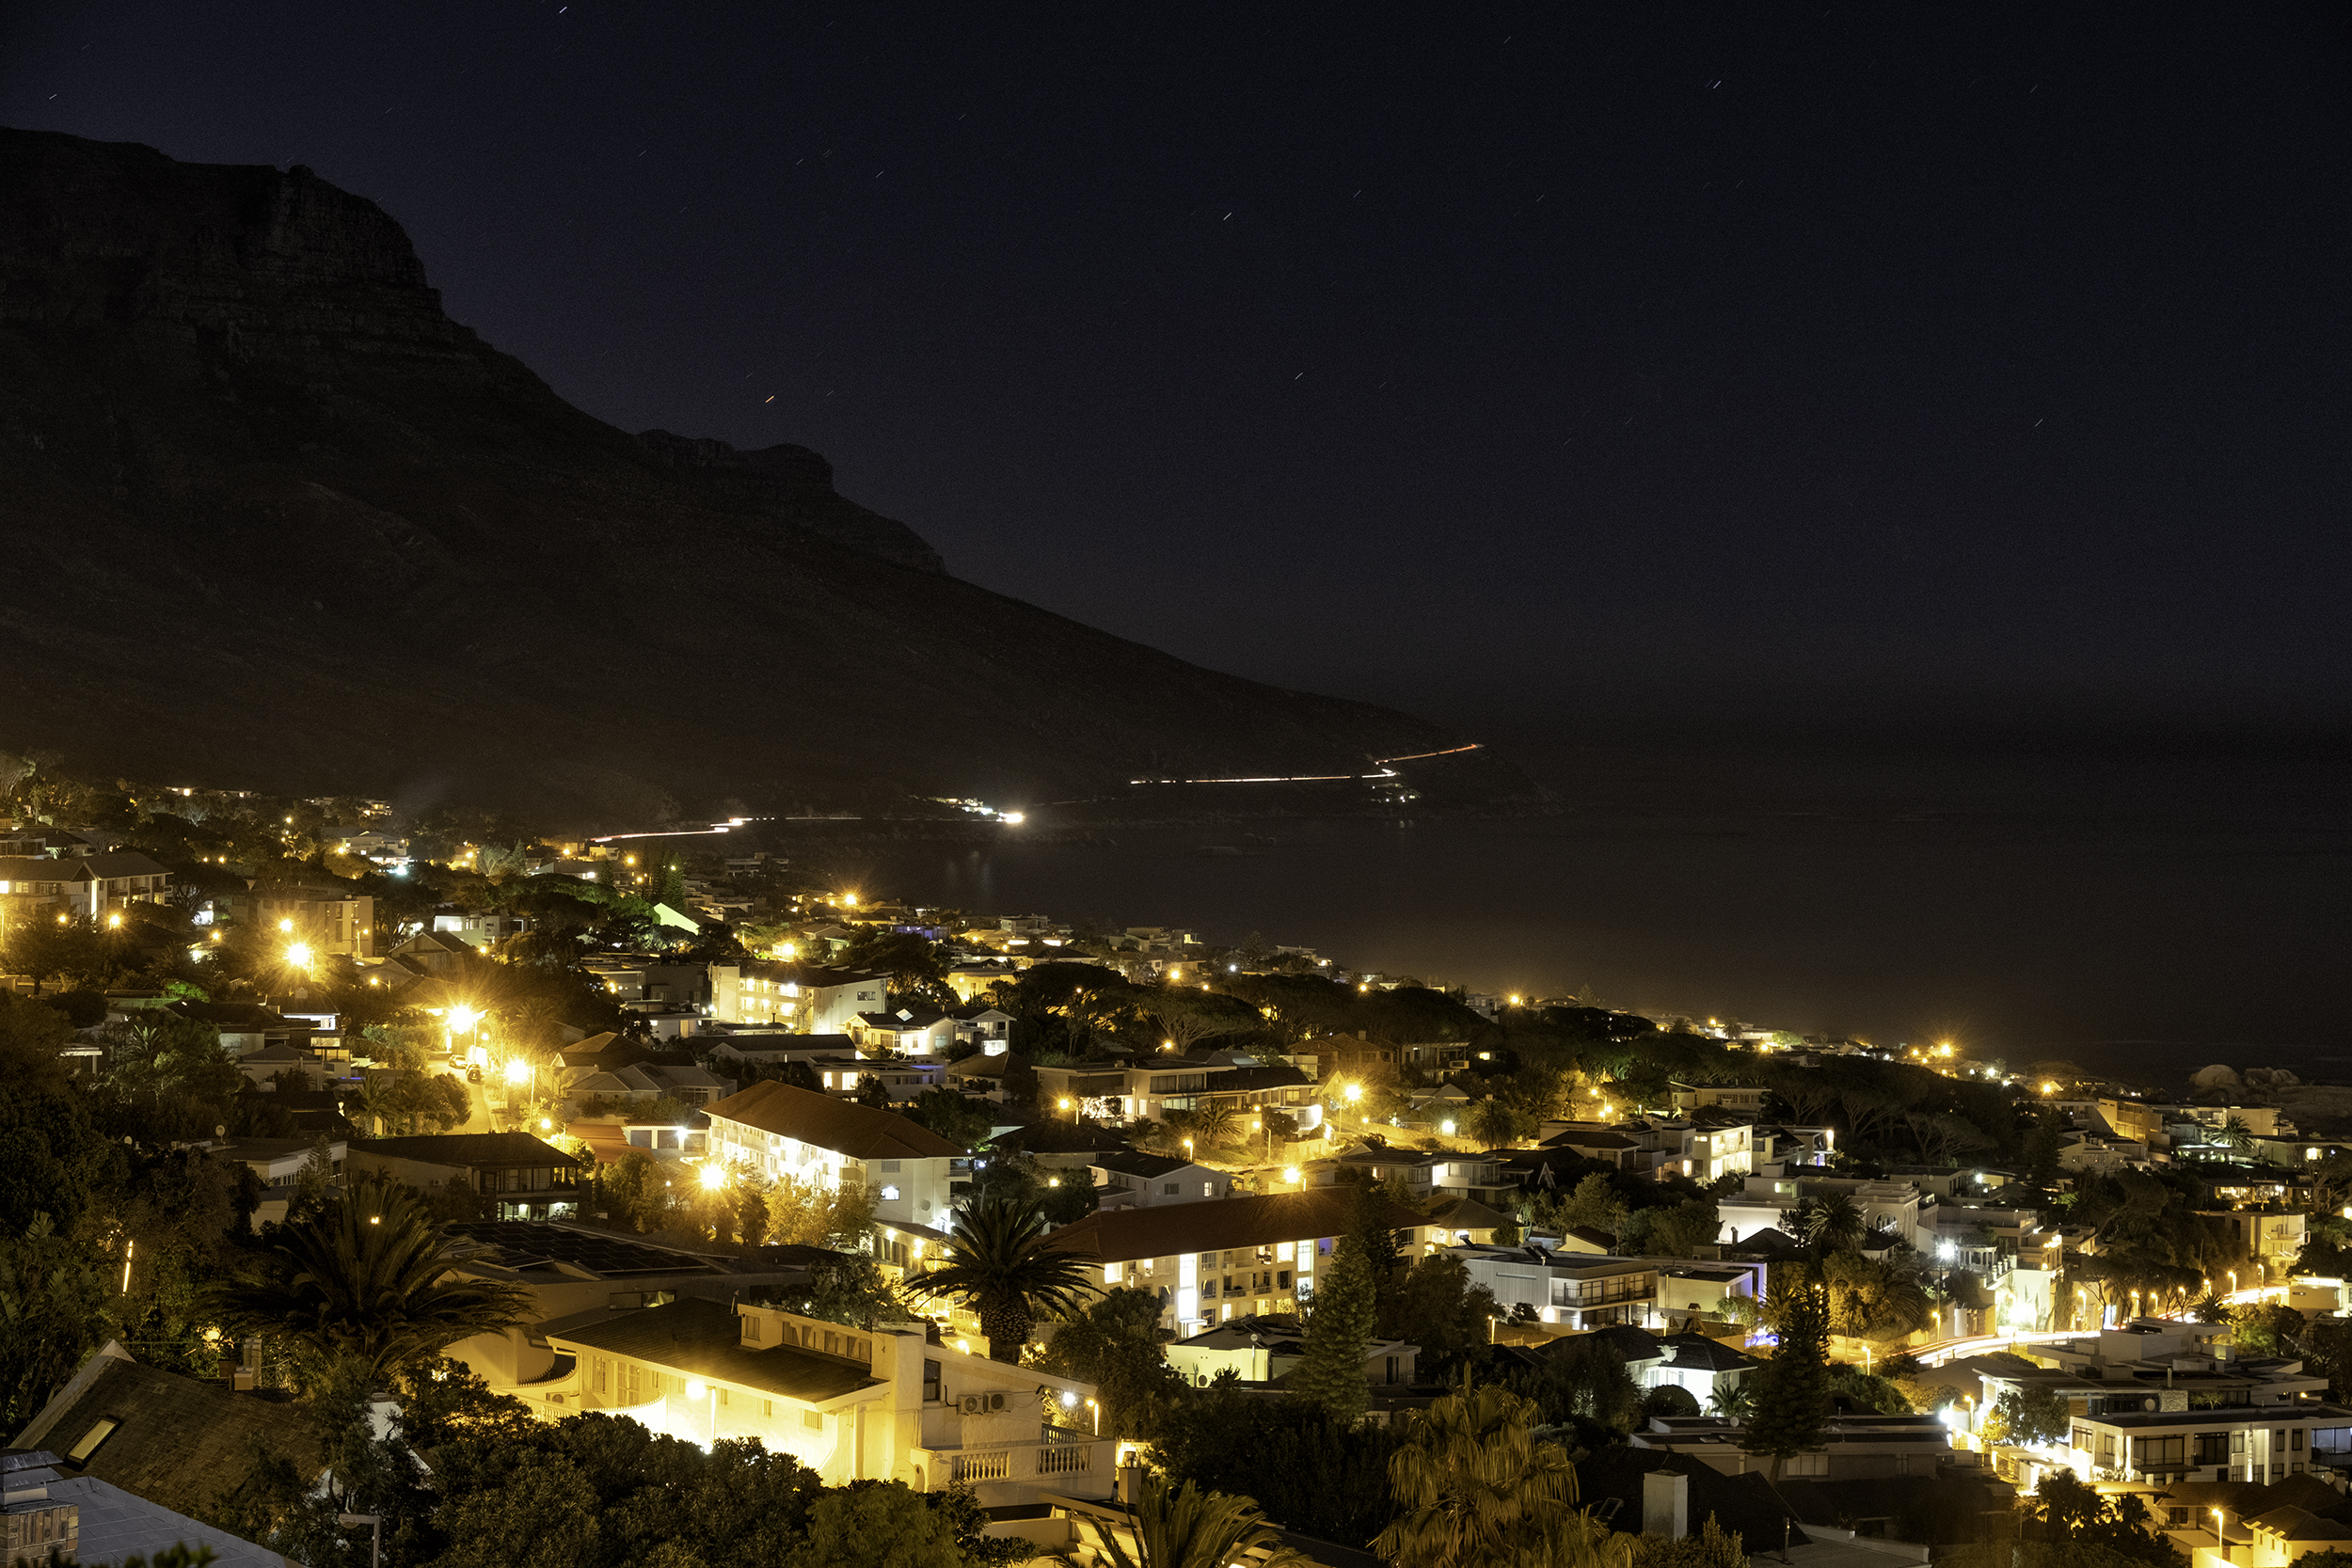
[8,4,2347,738]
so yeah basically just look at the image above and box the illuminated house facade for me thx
[537,1297,1112,1511]
[1048,1187,1431,1335]
[0,851,171,922]
[704,1080,961,1229]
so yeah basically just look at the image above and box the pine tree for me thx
[1294,1235,1377,1423]
[1742,1275,1831,1478]
[657,860,688,910]
[1345,1184,1406,1323]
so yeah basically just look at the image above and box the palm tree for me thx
[1374,1384,1631,1568]
[1056,1475,1307,1568]
[1188,1101,1239,1148]
[2220,1117,2255,1156]
[904,1195,1098,1362]
[1470,1096,1518,1148]
[211,1170,532,1390]
[1792,1194,1864,1257]
[1708,1379,1756,1420]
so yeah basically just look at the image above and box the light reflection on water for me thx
[845,737,2350,1082]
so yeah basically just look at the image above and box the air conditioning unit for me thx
[985,1391,1008,1413]
[960,1395,984,1415]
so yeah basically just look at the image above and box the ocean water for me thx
[834,733,2351,1085]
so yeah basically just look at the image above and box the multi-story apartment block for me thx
[1978,1321,2348,1487]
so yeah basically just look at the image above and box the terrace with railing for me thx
[918,1428,1115,1505]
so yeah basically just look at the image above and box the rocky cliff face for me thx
[0,128,1481,823]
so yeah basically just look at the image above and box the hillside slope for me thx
[0,129,1486,824]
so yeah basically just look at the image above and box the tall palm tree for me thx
[1793,1194,1864,1257]
[211,1170,532,1390]
[905,1195,1097,1362]
[1374,1384,1631,1568]
[2220,1117,2255,1156]
[1187,1101,1240,1148]
[1470,1096,1518,1148]
[1055,1475,1307,1568]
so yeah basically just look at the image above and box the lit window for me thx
[881,1185,900,1200]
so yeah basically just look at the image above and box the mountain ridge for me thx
[0,127,1499,826]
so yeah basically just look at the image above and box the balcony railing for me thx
[925,1434,1111,1487]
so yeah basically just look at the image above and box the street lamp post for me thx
[336,1513,382,1568]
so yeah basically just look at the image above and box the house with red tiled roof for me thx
[705,1080,961,1230]
[1048,1187,1430,1336]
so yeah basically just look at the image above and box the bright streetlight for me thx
[285,942,313,969]
[699,1163,727,1192]
[503,1058,530,1086]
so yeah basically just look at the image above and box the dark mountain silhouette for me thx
[0,128,1495,825]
